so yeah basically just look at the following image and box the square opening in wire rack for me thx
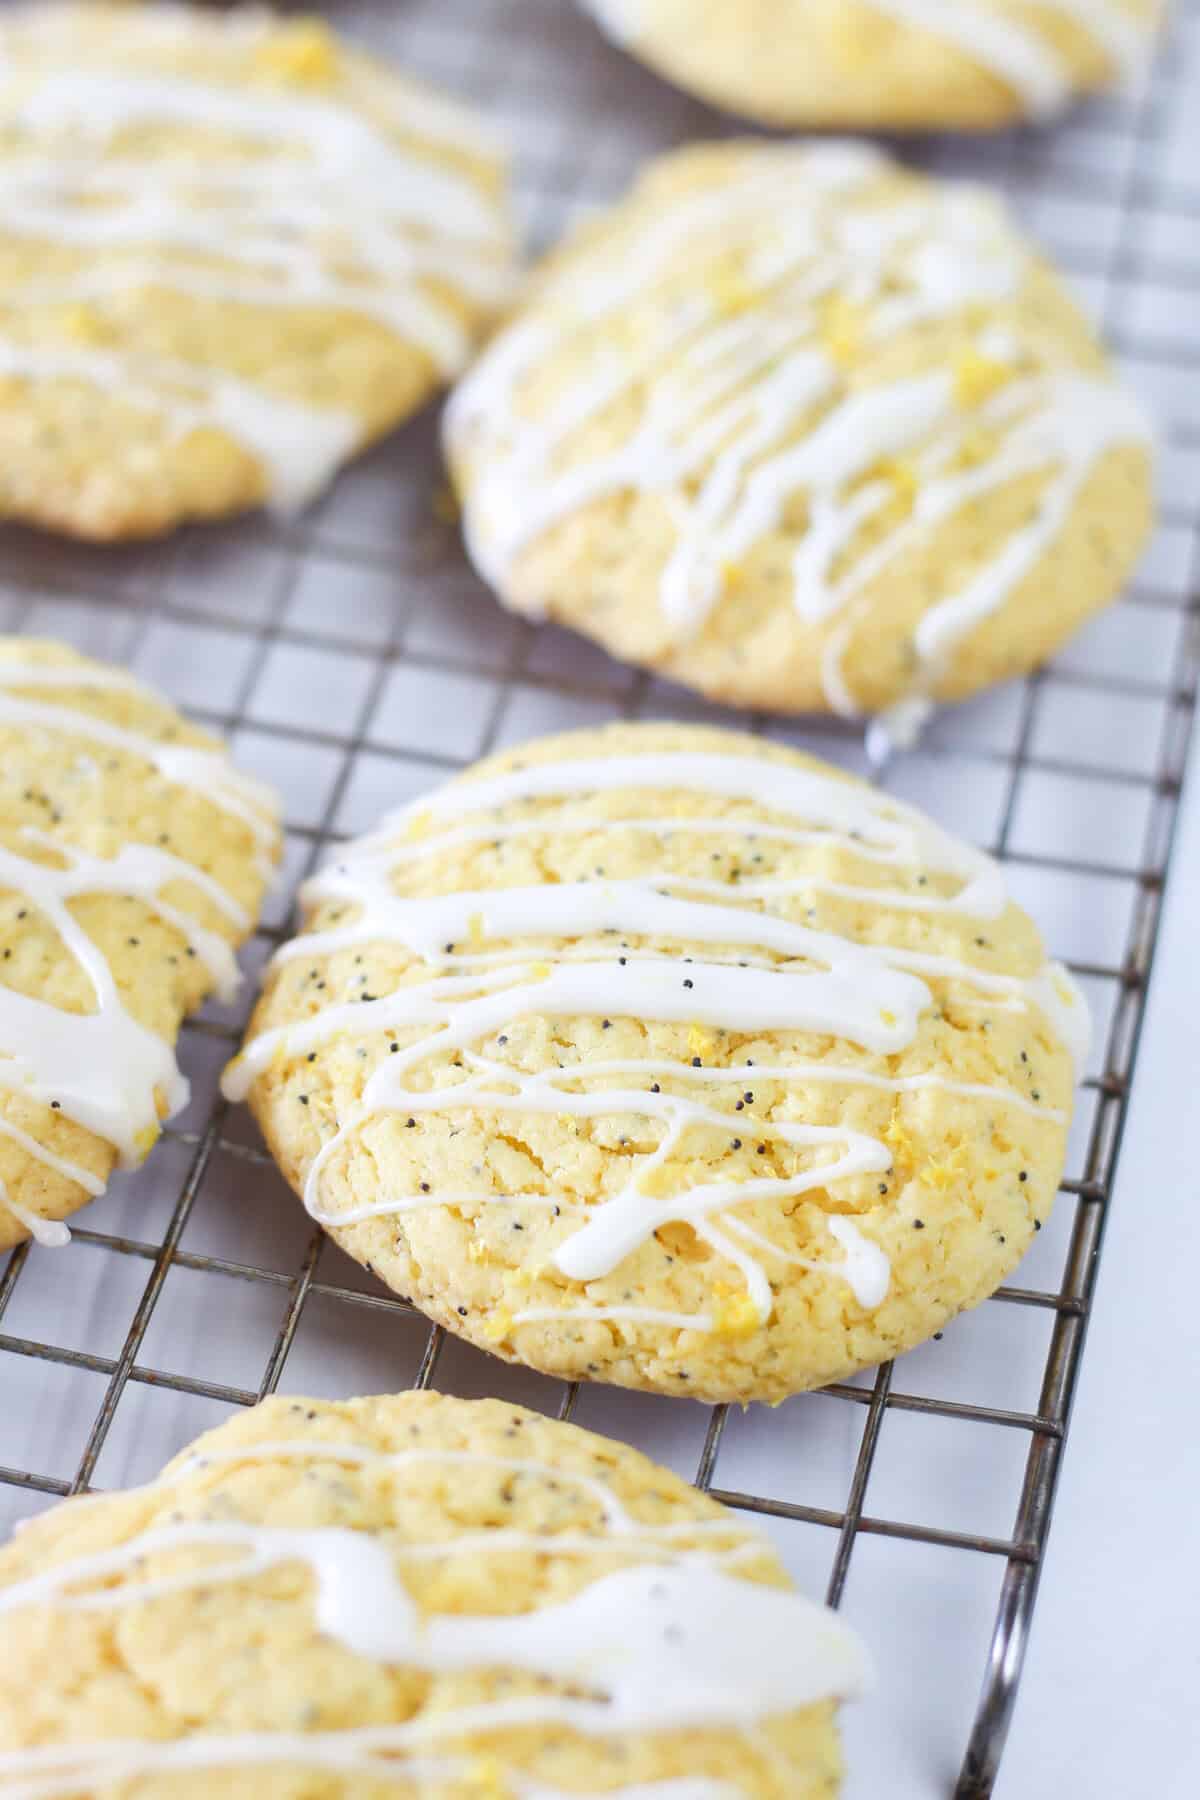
[0,4,1197,1799]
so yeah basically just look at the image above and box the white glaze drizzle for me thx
[580,0,641,46]
[0,1188,71,1249]
[169,1437,733,1516]
[877,375,1149,670]
[224,748,1086,1328]
[17,73,501,242]
[0,1102,98,1238]
[0,1116,103,1198]
[447,143,1151,716]
[580,0,1150,113]
[866,0,1148,114]
[0,341,357,515]
[1039,0,1152,74]
[0,656,278,1242]
[0,1434,866,1795]
[4,1535,845,1722]
[171,1440,763,1567]
[865,695,935,767]
[5,2,507,162]
[0,1740,737,1800]
[0,848,188,1166]
[0,661,279,865]
[0,11,514,507]
[526,1785,739,1799]
[404,749,1009,914]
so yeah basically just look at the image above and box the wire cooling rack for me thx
[1,2,1198,1795]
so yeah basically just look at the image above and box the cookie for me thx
[446,140,1153,729]
[578,0,1160,129]
[225,721,1087,1405]
[0,1390,868,1796]
[0,638,280,1253]
[0,3,514,539]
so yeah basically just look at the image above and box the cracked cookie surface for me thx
[446,139,1152,723]
[0,1389,867,1797]
[578,0,1161,130]
[227,721,1084,1403]
[0,2,514,539]
[0,636,280,1251]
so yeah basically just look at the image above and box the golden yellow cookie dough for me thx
[0,637,281,1252]
[446,139,1153,722]
[226,721,1085,1405]
[578,0,1161,129]
[0,2,514,540]
[0,1390,867,1797]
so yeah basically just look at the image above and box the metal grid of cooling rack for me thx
[1,2,1198,1796]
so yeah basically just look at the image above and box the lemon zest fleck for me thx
[873,457,919,509]
[133,1124,160,1159]
[953,345,1013,409]
[819,294,866,367]
[711,1284,763,1337]
[920,1145,969,1190]
[62,304,103,345]
[640,1163,679,1199]
[957,426,1000,470]
[884,1106,915,1166]
[706,265,758,317]
[483,1307,513,1343]
[466,1756,512,1798]
[254,19,339,85]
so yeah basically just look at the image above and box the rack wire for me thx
[1,2,1198,1794]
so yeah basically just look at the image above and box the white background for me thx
[1,3,1198,1796]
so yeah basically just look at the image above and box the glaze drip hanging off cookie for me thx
[446,139,1152,726]
[0,1392,869,1796]
[0,639,280,1251]
[0,2,515,538]
[578,0,1161,129]
[226,722,1085,1404]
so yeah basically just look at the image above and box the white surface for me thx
[1002,717,1200,1800]
[0,2,1197,1796]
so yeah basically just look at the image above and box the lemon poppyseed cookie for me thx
[0,1391,869,1796]
[0,638,280,1252]
[0,3,514,540]
[446,140,1153,729]
[225,722,1087,1405]
[578,0,1160,129]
